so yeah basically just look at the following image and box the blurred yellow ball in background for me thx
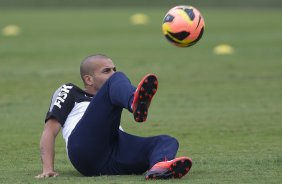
[2,25,21,36]
[130,13,149,25]
[213,44,234,55]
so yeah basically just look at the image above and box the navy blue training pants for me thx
[67,72,179,176]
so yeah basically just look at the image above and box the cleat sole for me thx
[132,74,158,123]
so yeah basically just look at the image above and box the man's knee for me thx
[158,135,179,149]
[107,72,135,109]
[109,71,127,82]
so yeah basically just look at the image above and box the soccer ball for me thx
[162,5,205,47]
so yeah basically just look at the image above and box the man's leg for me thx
[67,72,135,176]
[104,74,192,179]
[100,131,179,175]
[67,72,190,178]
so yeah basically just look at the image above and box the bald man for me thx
[36,54,192,179]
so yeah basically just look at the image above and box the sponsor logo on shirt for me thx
[54,84,73,108]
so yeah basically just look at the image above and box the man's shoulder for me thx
[52,83,93,101]
[60,83,77,89]
[51,83,80,100]
[55,83,82,92]
[55,83,92,98]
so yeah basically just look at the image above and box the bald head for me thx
[80,54,113,83]
[80,54,116,94]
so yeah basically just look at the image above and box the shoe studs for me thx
[134,74,158,123]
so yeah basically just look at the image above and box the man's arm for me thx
[35,118,61,178]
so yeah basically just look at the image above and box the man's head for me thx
[80,54,116,95]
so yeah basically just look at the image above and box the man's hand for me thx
[35,171,59,179]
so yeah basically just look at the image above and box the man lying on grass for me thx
[36,54,192,179]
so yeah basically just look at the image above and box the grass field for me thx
[0,7,282,184]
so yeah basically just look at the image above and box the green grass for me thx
[0,7,282,184]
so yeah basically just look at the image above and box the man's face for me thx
[91,59,116,92]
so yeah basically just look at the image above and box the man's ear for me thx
[83,75,94,86]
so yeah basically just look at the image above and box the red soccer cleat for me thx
[132,74,158,122]
[145,157,192,180]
